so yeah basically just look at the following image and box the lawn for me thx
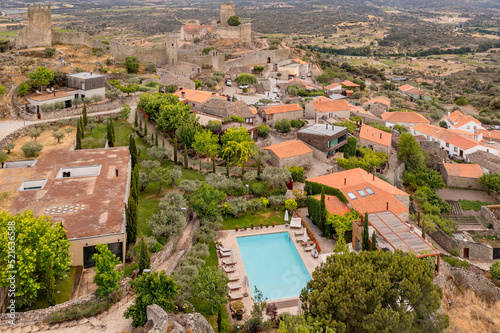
[82,118,134,149]
[459,199,495,212]
[27,266,77,311]
[222,206,287,230]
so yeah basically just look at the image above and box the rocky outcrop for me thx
[145,305,215,333]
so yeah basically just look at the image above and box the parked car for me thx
[254,102,264,106]
[239,84,249,89]
[307,73,312,77]
[226,79,232,87]
[491,125,500,130]
[273,88,278,94]
[301,75,306,80]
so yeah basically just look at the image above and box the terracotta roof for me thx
[314,195,352,216]
[249,107,258,115]
[405,87,427,96]
[445,110,481,128]
[27,90,74,102]
[349,104,368,114]
[307,168,409,217]
[263,140,312,159]
[442,163,484,179]
[365,96,391,107]
[412,124,477,141]
[174,89,214,104]
[311,99,350,113]
[477,129,500,141]
[325,82,342,90]
[288,78,322,91]
[359,124,392,147]
[445,135,495,151]
[314,96,331,102]
[263,104,302,115]
[381,111,430,124]
[398,84,414,92]
[341,80,360,88]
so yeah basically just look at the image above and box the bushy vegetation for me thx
[337,147,387,171]
[459,199,494,212]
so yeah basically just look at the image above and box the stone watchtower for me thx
[220,3,236,25]
[15,4,52,49]
[165,32,179,64]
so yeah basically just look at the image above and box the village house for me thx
[358,124,392,156]
[307,168,410,222]
[381,111,430,128]
[157,61,202,78]
[439,163,485,190]
[324,82,343,95]
[180,24,211,41]
[340,80,360,90]
[174,89,216,111]
[280,78,323,93]
[304,98,351,122]
[444,110,485,134]
[201,99,256,125]
[398,84,431,101]
[1,147,130,268]
[158,72,196,90]
[297,123,348,162]
[362,96,391,117]
[477,129,500,142]
[263,140,313,168]
[260,104,303,124]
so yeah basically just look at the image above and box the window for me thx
[357,189,368,197]
[329,113,333,118]
[446,143,449,147]
[81,82,85,90]
[467,126,470,130]
[74,94,78,99]
[364,187,375,195]
[346,192,357,200]
[56,165,102,179]
[18,179,47,191]
[454,147,458,152]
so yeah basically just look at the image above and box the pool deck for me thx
[216,224,326,320]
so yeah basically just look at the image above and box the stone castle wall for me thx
[15,4,52,49]
[220,3,236,24]
[223,48,290,72]
[211,23,251,43]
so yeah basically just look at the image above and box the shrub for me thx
[250,182,267,196]
[491,261,500,280]
[21,141,43,157]
[151,243,163,253]
[450,249,460,257]
[443,256,469,269]
[290,119,305,128]
[422,201,441,215]
[274,119,291,133]
[44,47,56,57]
[459,199,493,212]
[257,124,270,138]
[287,165,305,182]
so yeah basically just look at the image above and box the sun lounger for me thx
[294,230,304,237]
[228,283,241,290]
[223,258,237,266]
[228,273,240,281]
[290,217,302,229]
[304,243,316,252]
[219,250,231,258]
[229,291,244,301]
[219,247,232,252]
[223,266,236,273]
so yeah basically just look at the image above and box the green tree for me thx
[362,213,370,251]
[192,183,226,218]
[125,56,140,74]
[339,137,357,158]
[261,166,291,189]
[3,142,15,154]
[275,119,291,133]
[183,146,189,168]
[170,166,182,186]
[166,84,178,93]
[124,271,178,327]
[191,267,228,314]
[285,198,298,213]
[235,73,258,85]
[75,121,82,150]
[371,231,377,251]
[27,127,41,141]
[82,104,88,127]
[221,127,257,175]
[489,97,500,111]
[478,173,500,194]
[52,130,65,143]
[227,15,241,26]
[300,251,447,332]
[150,166,171,193]
[19,82,29,96]
[137,238,151,275]
[398,133,427,171]
[253,65,265,75]
[107,118,115,147]
[93,244,121,297]
[403,168,446,191]
[129,135,138,169]
[0,211,71,308]
[125,196,138,247]
[21,141,43,157]
[319,189,326,232]
[250,286,267,325]
[455,97,469,106]
[44,257,56,306]
[257,123,270,138]
[28,66,54,90]
[176,116,201,148]
[121,103,131,120]
[491,261,500,280]
[193,130,220,173]
[173,136,178,164]
[217,307,223,332]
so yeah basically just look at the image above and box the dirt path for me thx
[155,219,197,273]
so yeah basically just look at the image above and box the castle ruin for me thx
[15,4,52,49]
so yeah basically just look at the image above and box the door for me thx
[83,242,123,268]
[463,248,469,259]
[493,248,500,260]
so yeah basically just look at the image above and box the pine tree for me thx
[362,212,370,251]
[134,110,138,128]
[173,137,178,164]
[45,257,56,306]
[82,104,88,127]
[131,165,139,202]
[125,196,138,247]
[129,135,138,169]
[137,238,151,275]
[371,231,377,251]
[75,121,82,150]
[183,145,188,168]
[217,308,222,332]
[155,130,159,146]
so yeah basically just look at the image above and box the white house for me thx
[444,110,485,134]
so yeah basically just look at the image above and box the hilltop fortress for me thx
[14,3,290,71]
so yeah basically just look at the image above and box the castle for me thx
[15,4,52,49]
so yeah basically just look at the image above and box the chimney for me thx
[115,168,119,177]
[344,178,346,185]
[326,123,328,130]
[181,91,185,98]
[373,171,375,181]
[386,202,389,210]
[380,133,382,139]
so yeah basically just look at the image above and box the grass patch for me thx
[443,256,469,269]
[459,199,494,212]
[53,28,75,33]
[222,206,286,230]
[82,118,134,149]
[27,266,77,310]
[0,192,10,209]
[124,262,138,277]
[0,31,19,37]
[137,191,160,237]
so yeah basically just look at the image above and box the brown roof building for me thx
[2,147,130,268]
[440,163,485,189]
[261,104,303,124]
[358,124,392,155]
[263,140,313,168]
[381,111,430,128]
[305,98,350,122]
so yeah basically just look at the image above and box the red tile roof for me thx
[314,195,352,215]
[174,89,214,104]
[263,140,312,159]
[366,96,391,107]
[359,124,392,147]
[381,111,430,124]
[477,129,500,141]
[263,104,302,115]
[445,135,495,151]
[412,124,477,141]
[445,110,481,128]
[325,82,342,90]
[398,84,414,92]
[311,99,350,113]
[442,163,484,179]
[341,80,360,88]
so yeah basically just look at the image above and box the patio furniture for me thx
[218,250,232,258]
[35,90,42,95]
[229,291,244,301]
[304,243,317,252]
[224,266,236,273]
[290,217,302,229]
[228,283,241,290]
[311,248,319,258]
[228,273,240,281]
[223,258,237,266]
[294,230,304,237]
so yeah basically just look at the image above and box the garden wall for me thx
[430,228,493,261]
[480,205,500,236]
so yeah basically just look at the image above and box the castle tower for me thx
[220,3,236,25]
[165,32,178,64]
[15,4,52,49]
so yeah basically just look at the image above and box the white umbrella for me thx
[302,232,308,243]
[242,274,249,296]
[229,250,234,263]
[284,210,289,222]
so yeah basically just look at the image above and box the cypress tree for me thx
[155,130,159,146]
[131,165,139,202]
[125,196,138,247]
[183,145,188,168]
[82,104,88,127]
[129,135,138,169]
[75,121,82,150]
[144,118,148,136]
[137,238,151,275]
[422,219,426,240]
[217,308,222,332]
[319,188,326,233]
[173,137,178,164]
[45,257,56,306]
[134,110,138,128]
[111,118,116,144]
[371,231,377,251]
[362,212,370,251]
[257,154,261,178]
[139,118,143,136]
[162,139,165,147]
[79,116,85,138]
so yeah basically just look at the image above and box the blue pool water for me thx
[237,232,311,301]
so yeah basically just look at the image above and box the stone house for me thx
[439,163,485,190]
[201,99,256,125]
[180,24,211,41]
[263,140,313,168]
[304,98,350,122]
[340,80,360,90]
[358,124,392,156]
[157,61,202,78]
[261,104,303,124]
[381,111,430,128]
[325,82,342,95]
[297,123,348,162]
[362,96,391,117]
[174,89,215,111]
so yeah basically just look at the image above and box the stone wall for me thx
[270,127,298,139]
[223,48,290,72]
[480,205,500,236]
[430,228,493,261]
[267,150,312,168]
[211,24,251,43]
[302,141,327,163]
[14,5,51,49]
[358,137,391,156]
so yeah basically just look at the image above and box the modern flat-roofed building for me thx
[297,123,348,162]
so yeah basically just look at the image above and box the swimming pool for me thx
[237,232,311,301]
